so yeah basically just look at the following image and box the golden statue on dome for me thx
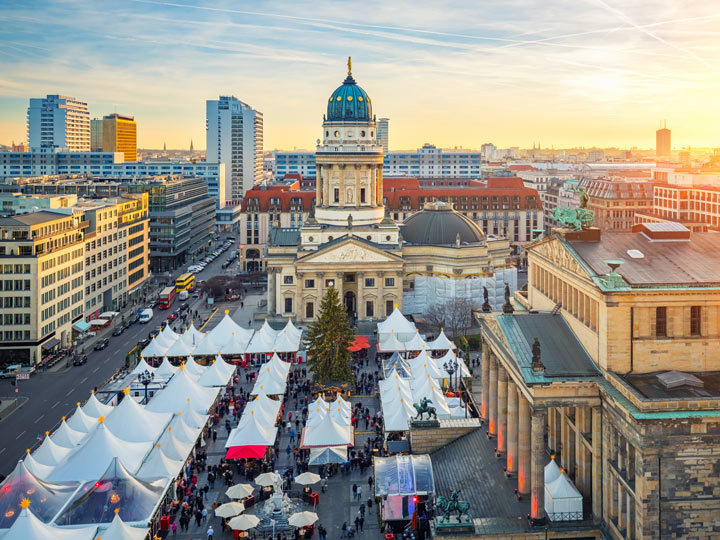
[347,56,352,76]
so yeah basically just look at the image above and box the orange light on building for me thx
[518,472,526,492]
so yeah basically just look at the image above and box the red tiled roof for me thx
[508,165,537,171]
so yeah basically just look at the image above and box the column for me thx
[488,356,498,435]
[531,408,546,520]
[377,271,385,316]
[548,408,557,453]
[316,272,324,305]
[316,165,322,205]
[518,393,531,495]
[575,406,588,496]
[481,341,490,420]
[336,272,343,299]
[591,407,602,521]
[497,367,508,453]
[294,272,303,319]
[561,407,569,469]
[357,272,365,319]
[506,381,518,474]
[268,268,277,314]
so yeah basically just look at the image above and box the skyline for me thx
[1,0,720,151]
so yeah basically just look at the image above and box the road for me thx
[0,236,241,477]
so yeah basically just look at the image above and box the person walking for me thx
[207,525,214,540]
[171,521,177,536]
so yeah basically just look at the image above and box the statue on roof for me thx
[347,56,352,76]
[347,213,353,230]
[435,489,471,523]
[531,337,544,373]
[502,283,514,314]
[553,187,593,231]
[482,286,491,312]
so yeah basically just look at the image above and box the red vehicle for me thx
[158,286,176,310]
[167,312,178,322]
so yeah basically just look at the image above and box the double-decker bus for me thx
[158,286,176,309]
[175,273,195,292]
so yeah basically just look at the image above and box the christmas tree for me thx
[305,287,355,385]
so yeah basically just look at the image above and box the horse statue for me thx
[413,397,437,421]
[553,206,594,232]
[435,489,471,523]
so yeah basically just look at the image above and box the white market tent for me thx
[426,329,456,351]
[245,328,277,354]
[94,513,149,540]
[177,401,209,430]
[545,458,562,485]
[81,392,113,419]
[378,331,406,353]
[251,369,287,396]
[164,336,194,358]
[32,434,73,467]
[209,313,254,348]
[303,415,352,447]
[404,332,428,352]
[50,420,85,448]
[308,446,347,465]
[155,356,178,378]
[382,397,416,432]
[192,332,223,357]
[271,329,301,353]
[0,507,97,540]
[409,355,446,379]
[160,325,179,343]
[226,413,277,447]
[167,414,202,445]
[156,430,194,462]
[198,356,236,387]
[377,307,417,341]
[410,377,451,418]
[220,331,251,356]
[131,358,157,377]
[136,444,184,481]
[66,404,99,433]
[183,323,205,349]
[104,393,173,443]
[545,473,583,521]
[147,368,220,414]
[47,422,153,483]
[22,452,55,480]
[183,356,207,378]
[283,319,303,340]
[434,350,471,378]
[140,339,167,358]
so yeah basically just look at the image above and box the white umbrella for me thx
[254,472,279,487]
[226,483,254,499]
[228,514,260,531]
[294,472,321,485]
[215,501,245,518]
[288,511,319,527]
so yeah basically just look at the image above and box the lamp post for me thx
[443,358,458,394]
[138,369,154,404]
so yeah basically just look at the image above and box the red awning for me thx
[225,445,267,459]
[348,336,370,351]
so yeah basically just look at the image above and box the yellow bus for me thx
[175,273,195,292]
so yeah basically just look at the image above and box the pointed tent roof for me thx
[310,395,329,410]
[226,412,277,447]
[0,506,97,540]
[410,378,451,417]
[546,472,582,499]
[404,331,428,352]
[383,399,414,432]
[166,415,200,445]
[54,458,165,526]
[270,329,301,353]
[378,331,406,353]
[308,446,347,465]
[251,370,287,396]
[130,358,157,377]
[303,415,352,447]
[245,326,277,354]
[409,355,445,379]
[66,404,99,433]
[140,338,167,358]
[183,355,207,377]
[156,430,194,462]
[164,336,194,357]
[50,419,86,448]
[377,307,416,335]
[182,323,204,349]
[104,393,173,443]
[160,324,179,343]
[81,392,114,419]
[209,313,254,347]
[334,395,351,412]
[192,332,223,356]
[136,445,184,481]
[151,330,175,351]
[32,434,73,467]
[238,399,279,428]
[198,356,235,387]
[427,329,456,351]
[48,422,153,483]
[434,350,470,378]
[176,401,207,430]
[94,513,149,540]
[21,452,54,480]
[0,460,78,528]
[154,356,178,378]
[545,458,562,485]
[283,318,302,339]
[219,331,250,355]
[147,368,219,414]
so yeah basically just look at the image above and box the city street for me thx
[0,237,247,477]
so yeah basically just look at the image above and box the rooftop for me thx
[624,371,720,400]
[0,210,70,227]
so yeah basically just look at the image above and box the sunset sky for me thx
[1,0,719,151]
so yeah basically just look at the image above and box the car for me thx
[227,236,236,241]
[112,326,124,336]
[130,312,140,324]
[192,291,200,298]
[137,338,151,349]
[167,313,178,322]
[180,302,189,312]
[72,355,88,366]
[94,338,110,350]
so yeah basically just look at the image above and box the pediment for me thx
[298,238,402,265]
[529,236,591,280]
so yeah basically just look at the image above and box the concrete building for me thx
[206,96,263,201]
[0,211,86,365]
[27,95,90,151]
[477,222,720,538]
[0,148,124,177]
[273,151,317,180]
[90,119,103,151]
[377,117,389,152]
[579,176,654,231]
[0,193,79,217]
[656,122,671,158]
[635,182,720,232]
[102,113,137,162]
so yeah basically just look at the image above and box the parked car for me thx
[73,355,88,366]
[94,338,110,350]
[138,338,150,349]
[167,312,178,322]
[112,326,124,336]
[179,302,189,312]
[130,312,140,324]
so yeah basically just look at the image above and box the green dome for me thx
[326,74,372,122]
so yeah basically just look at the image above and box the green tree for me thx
[305,287,355,385]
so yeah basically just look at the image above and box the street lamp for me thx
[443,358,458,393]
[138,369,154,404]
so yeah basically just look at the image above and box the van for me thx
[178,290,189,301]
[139,308,153,324]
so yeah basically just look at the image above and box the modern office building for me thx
[128,176,215,272]
[27,95,90,151]
[377,117,389,152]
[206,96,263,201]
[273,151,317,180]
[0,148,124,177]
[656,121,671,158]
[102,113,137,162]
[0,211,86,365]
[90,119,103,151]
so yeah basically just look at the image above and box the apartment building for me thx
[578,176,654,231]
[102,113,137,162]
[0,211,86,365]
[27,95,90,151]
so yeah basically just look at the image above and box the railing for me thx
[546,511,584,522]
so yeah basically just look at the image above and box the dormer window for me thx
[360,131,366,137]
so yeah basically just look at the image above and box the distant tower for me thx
[190,139,194,152]
[377,118,389,153]
[656,121,671,158]
[163,142,166,151]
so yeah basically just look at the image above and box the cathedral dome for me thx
[401,202,485,246]
[326,60,372,122]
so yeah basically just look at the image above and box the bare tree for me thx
[423,297,474,339]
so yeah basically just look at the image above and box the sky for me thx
[1,0,720,151]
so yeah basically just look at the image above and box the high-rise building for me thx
[102,113,137,162]
[90,118,103,151]
[377,117,389,152]
[27,95,90,151]
[656,121,671,158]
[206,96,263,202]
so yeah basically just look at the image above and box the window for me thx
[284,297,293,313]
[365,278,375,287]
[345,274,355,282]
[690,306,701,336]
[366,301,374,318]
[360,188,366,203]
[655,307,667,337]
[386,300,394,317]
[325,279,335,288]
[283,275,294,285]
[385,277,395,287]
[306,302,314,318]
[305,279,315,288]
[334,188,340,203]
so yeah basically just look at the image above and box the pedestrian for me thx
[359,516,364,532]
[359,503,365,517]
[207,525,214,540]
[341,522,348,538]
[354,516,361,533]
[357,486,362,501]
[202,507,208,522]
[212,429,218,442]
[352,483,357,499]
[172,521,177,536]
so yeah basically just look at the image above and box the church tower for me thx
[314,57,386,227]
